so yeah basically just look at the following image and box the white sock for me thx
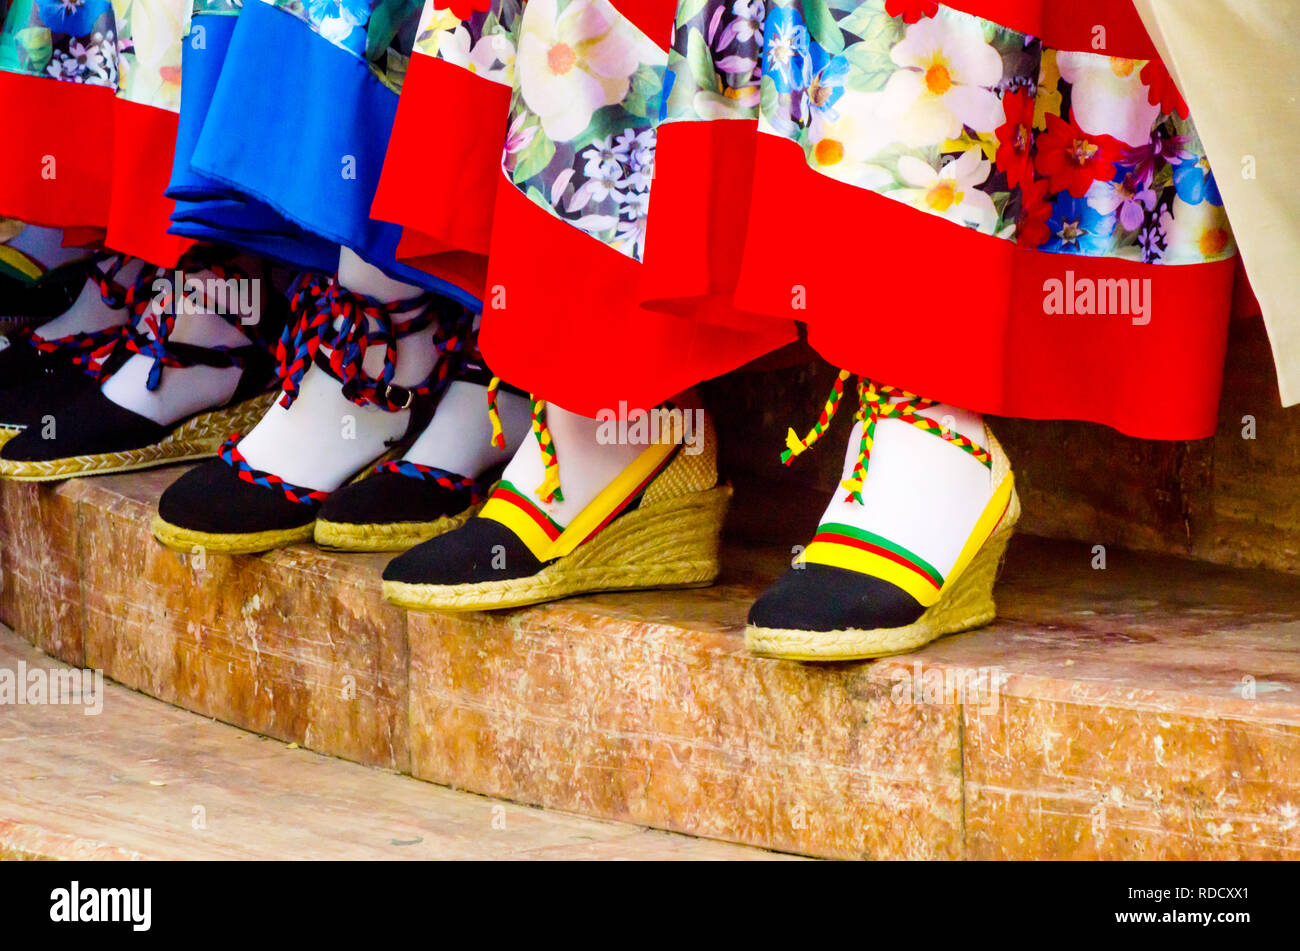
[101,284,253,425]
[30,258,147,340]
[236,248,439,492]
[494,398,700,526]
[817,401,994,580]
[402,380,530,478]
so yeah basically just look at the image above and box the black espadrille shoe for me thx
[382,400,730,612]
[313,364,525,552]
[155,435,331,552]
[312,460,502,552]
[0,245,92,335]
[0,254,141,440]
[0,367,277,480]
[151,275,477,554]
[744,374,1020,661]
[0,252,283,480]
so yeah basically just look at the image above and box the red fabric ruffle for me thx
[477,175,795,415]
[375,0,1228,437]
[0,71,191,265]
[0,72,114,235]
[735,133,1234,439]
[371,53,507,298]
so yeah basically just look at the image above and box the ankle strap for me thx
[24,323,128,372]
[219,435,329,506]
[74,249,273,386]
[276,273,478,414]
[77,256,171,379]
[276,274,431,411]
[504,395,695,507]
[783,370,992,504]
[484,383,564,504]
[90,253,145,311]
[112,254,267,391]
[373,460,495,505]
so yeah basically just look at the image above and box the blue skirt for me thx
[168,1,480,310]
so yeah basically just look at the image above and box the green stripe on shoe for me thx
[815,521,945,588]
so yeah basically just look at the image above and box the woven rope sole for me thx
[0,390,278,482]
[151,515,315,554]
[384,485,732,612]
[314,502,482,553]
[746,485,1021,661]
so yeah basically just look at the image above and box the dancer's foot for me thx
[382,397,730,611]
[314,363,532,552]
[151,250,476,554]
[746,374,1019,661]
[0,251,281,479]
[0,254,146,438]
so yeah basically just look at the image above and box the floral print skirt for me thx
[374,0,1245,437]
[0,0,194,264]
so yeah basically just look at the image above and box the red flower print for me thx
[1016,176,1052,249]
[433,0,492,19]
[1033,113,1125,198]
[1139,58,1190,120]
[885,0,939,24]
[994,88,1035,190]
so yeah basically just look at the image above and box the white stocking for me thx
[816,401,995,581]
[235,248,439,491]
[402,380,531,478]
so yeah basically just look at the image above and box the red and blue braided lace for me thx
[218,436,330,506]
[372,460,492,505]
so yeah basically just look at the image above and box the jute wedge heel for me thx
[383,483,732,612]
[149,516,316,554]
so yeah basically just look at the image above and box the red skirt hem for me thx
[0,72,190,265]
[479,172,797,416]
[734,133,1234,440]
[373,54,506,299]
[107,98,192,266]
[375,0,1212,433]
[0,72,114,233]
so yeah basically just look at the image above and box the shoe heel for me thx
[922,516,1014,636]
[562,484,732,587]
[314,501,485,553]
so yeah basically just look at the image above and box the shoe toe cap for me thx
[157,460,319,535]
[319,471,473,527]
[747,564,926,633]
[383,517,543,587]
[0,386,164,462]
